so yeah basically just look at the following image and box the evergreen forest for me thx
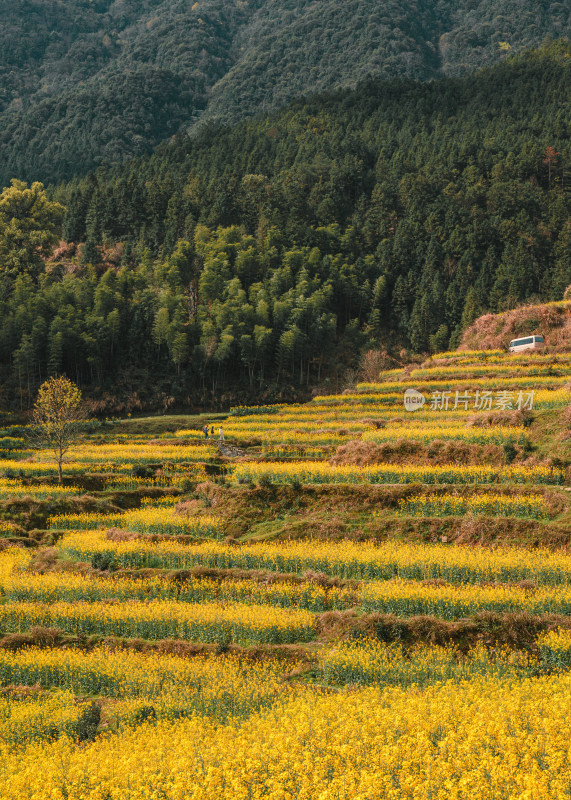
[0,42,570,411]
[1,0,570,183]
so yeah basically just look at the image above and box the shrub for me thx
[132,466,155,480]
[503,442,518,464]
[91,552,117,571]
[76,702,101,742]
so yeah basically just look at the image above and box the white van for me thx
[508,335,544,353]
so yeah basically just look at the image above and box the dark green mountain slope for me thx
[0,44,567,409]
[1,0,570,184]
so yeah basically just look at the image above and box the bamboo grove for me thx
[0,43,570,409]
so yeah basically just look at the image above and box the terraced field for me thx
[0,348,569,798]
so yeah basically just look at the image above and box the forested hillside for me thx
[0,43,569,412]
[1,0,570,184]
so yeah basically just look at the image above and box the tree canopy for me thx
[0,43,569,412]
[30,376,85,483]
[0,180,64,281]
[1,0,570,183]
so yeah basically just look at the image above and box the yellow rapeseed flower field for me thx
[0,647,291,721]
[0,345,569,795]
[49,505,223,538]
[57,534,571,584]
[398,491,549,518]
[232,460,564,485]
[0,599,316,644]
[3,675,571,798]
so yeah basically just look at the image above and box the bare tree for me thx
[358,349,391,382]
[30,376,86,484]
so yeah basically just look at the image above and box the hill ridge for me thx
[1,0,570,183]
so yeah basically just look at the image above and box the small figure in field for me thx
[202,425,209,439]
[211,425,215,436]
[219,427,224,441]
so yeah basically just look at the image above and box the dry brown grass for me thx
[0,626,63,651]
[5,613,571,659]
[467,410,531,427]
[0,627,313,663]
[173,482,571,546]
[193,482,226,508]
[160,566,358,591]
[460,301,571,351]
[317,610,571,651]
[0,684,46,699]
[105,528,139,543]
[25,548,93,574]
[330,438,504,466]
[0,493,123,536]
[359,513,571,550]
[173,499,204,516]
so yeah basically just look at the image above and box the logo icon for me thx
[404,388,425,412]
